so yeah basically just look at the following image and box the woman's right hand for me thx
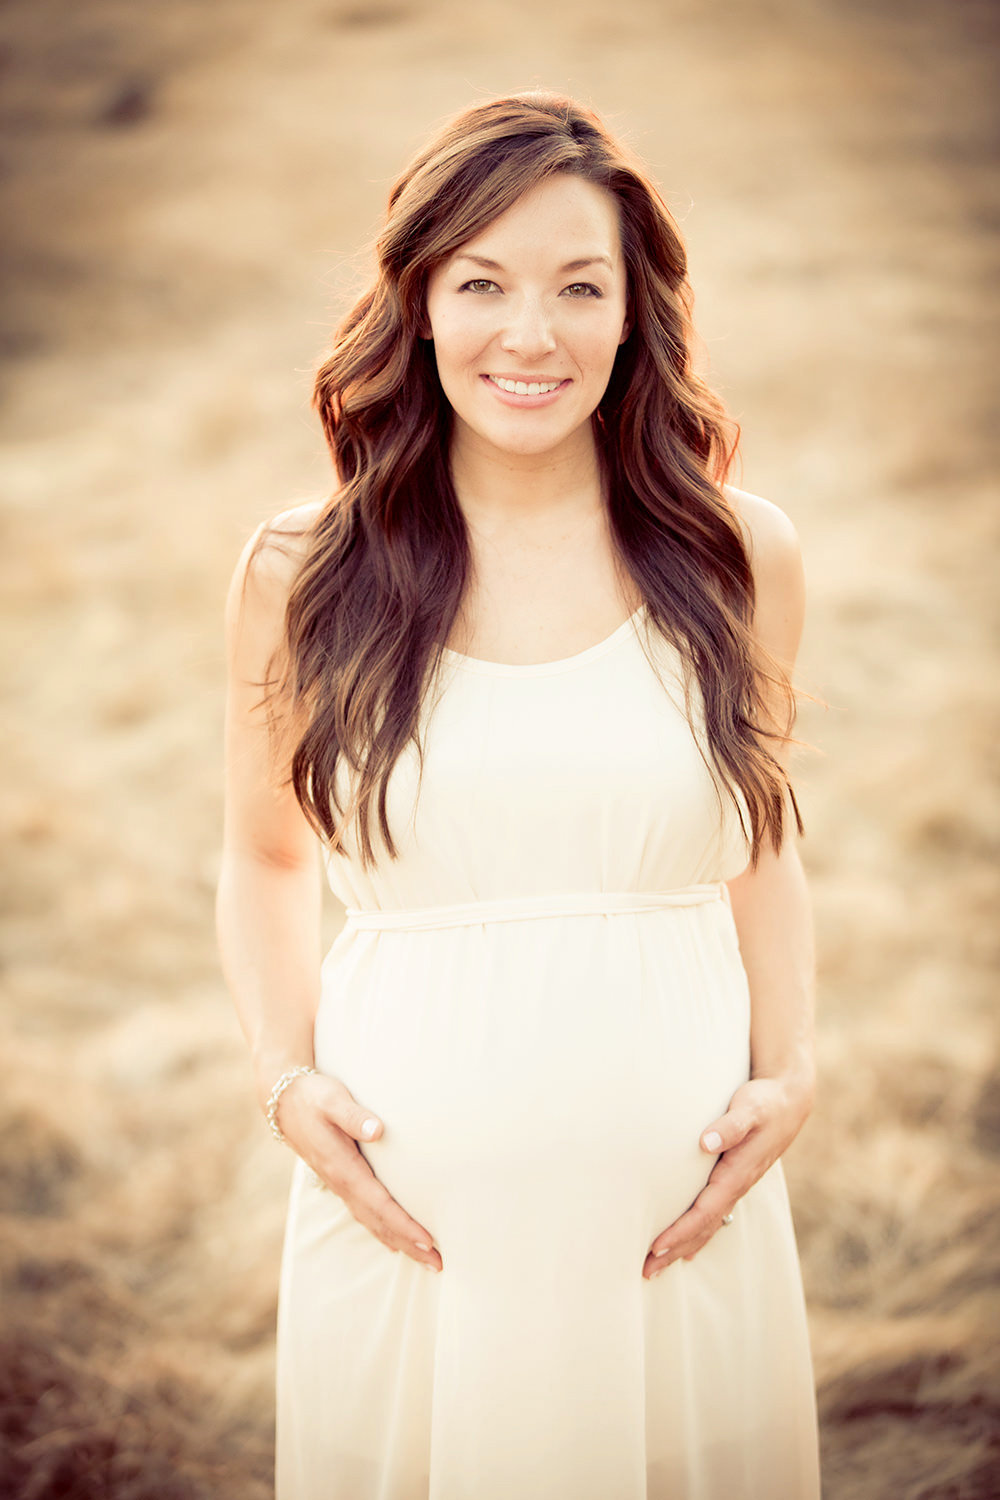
[270,1069,443,1273]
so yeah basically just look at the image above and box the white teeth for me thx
[489,376,562,396]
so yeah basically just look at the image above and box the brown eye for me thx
[563,282,602,298]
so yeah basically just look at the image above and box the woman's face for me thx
[424,173,630,463]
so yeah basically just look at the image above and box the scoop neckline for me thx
[440,603,648,677]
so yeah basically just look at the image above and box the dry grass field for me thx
[1,0,997,1495]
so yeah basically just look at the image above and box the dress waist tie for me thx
[343,884,725,932]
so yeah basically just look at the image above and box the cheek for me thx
[584,312,630,367]
[429,306,494,373]
[558,305,627,372]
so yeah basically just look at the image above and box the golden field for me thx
[0,0,997,1495]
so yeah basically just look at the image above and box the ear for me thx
[618,315,631,345]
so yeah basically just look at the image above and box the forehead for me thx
[452,174,623,263]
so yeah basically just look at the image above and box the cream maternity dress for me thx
[275,603,821,1500]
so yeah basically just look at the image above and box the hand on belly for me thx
[278,1066,443,1273]
[643,1072,814,1279]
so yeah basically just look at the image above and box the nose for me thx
[499,295,557,360]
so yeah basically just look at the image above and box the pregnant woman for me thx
[217,91,822,1499]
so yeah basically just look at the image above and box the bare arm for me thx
[216,521,324,1112]
[726,494,815,1105]
[728,828,815,1100]
[645,492,815,1276]
[215,512,443,1271]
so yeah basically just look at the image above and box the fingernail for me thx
[415,1241,433,1252]
[655,1245,671,1257]
[703,1131,722,1151]
[650,1266,665,1280]
[420,1261,441,1273]
[361,1118,379,1139]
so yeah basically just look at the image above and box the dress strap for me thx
[343,885,725,932]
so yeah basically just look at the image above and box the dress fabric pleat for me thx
[275,605,821,1500]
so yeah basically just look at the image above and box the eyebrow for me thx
[452,253,614,273]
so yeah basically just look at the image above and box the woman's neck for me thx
[449,421,606,537]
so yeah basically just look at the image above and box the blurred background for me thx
[1,0,997,1495]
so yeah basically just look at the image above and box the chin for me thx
[477,415,589,457]
[493,432,576,459]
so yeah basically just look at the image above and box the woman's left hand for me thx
[642,1072,814,1280]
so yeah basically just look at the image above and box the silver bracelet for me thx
[265,1065,318,1144]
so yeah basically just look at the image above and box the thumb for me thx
[326,1077,383,1142]
[700,1106,755,1155]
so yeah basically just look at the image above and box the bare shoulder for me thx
[228,497,325,603]
[723,484,801,567]
[224,497,327,655]
[722,483,805,672]
[242,497,326,590]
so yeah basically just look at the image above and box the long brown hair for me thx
[261,91,804,870]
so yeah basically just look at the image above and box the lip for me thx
[480,374,571,408]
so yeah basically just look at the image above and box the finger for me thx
[648,1180,734,1260]
[700,1104,759,1155]
[644,1211,734,1277]
[348,1167,443,1271]
[322,1076,384,1143]
[644,1224,717,1277]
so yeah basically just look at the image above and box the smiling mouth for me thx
[485,375,566,396]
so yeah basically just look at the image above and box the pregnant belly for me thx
[313,907,751,1277]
